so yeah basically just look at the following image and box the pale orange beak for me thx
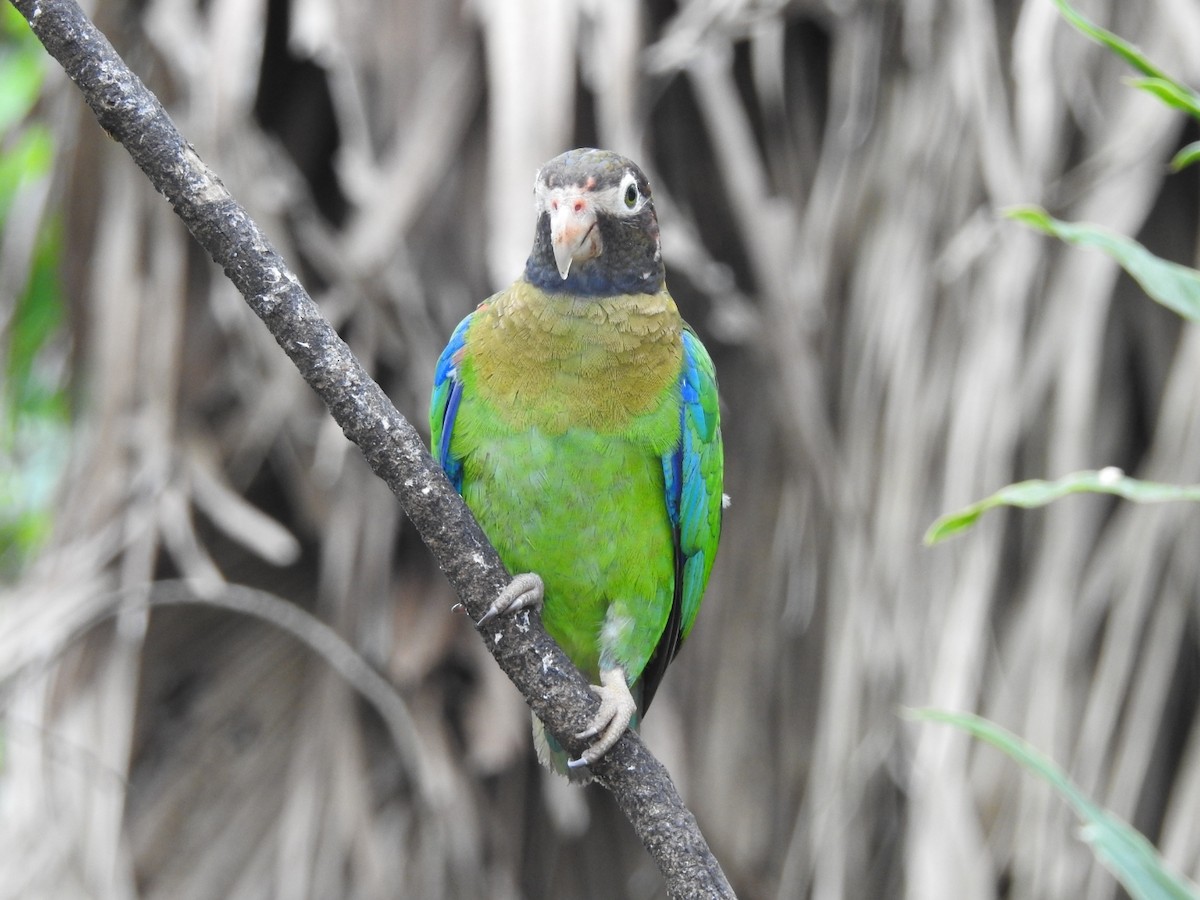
[548,193,602,279]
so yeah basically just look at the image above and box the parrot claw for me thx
[568,667,636,769]
[478,572,544,626]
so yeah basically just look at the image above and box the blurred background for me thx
[2,0,1200,897]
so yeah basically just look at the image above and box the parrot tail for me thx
[531,686,643,784]
[533,714,594,783]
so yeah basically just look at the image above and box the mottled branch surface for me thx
[8,0,732,895]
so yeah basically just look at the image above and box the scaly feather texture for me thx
[431,149,723,775]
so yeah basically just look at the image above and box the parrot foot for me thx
[478,572,544,626]
[568,667,635,770]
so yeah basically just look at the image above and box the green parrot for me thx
[430,148,724,777]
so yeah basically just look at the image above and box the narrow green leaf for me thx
[925,468,1200,545]
[0,6,45,133]
[910,709,1200,900]
[1051,0,1200,125]
[1051,0,1172,81]
[1128,77,1200,121]
[2,4,33,39]
[1169,141,1200,172]
[1007,206,1200,322]
[0,53,44,135]
[909,709,1096,813]
[0,127,53,219]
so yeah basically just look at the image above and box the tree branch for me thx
[9,0,734,896]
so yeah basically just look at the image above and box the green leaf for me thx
[1128,77,1200,121]
[0,411,69,580]
[910,710,1200,900]
[2,4,34,39]
[1051,0,1200,124]
[0,126,53,221]
[925,468,1200,545]
[0,47,44,136]
[6,217,64,395]
[0,18,63,579]
[1171,141,1200,172]
[1051,0,1172,81]
[1007,206,1200,322]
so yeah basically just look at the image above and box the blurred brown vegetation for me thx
[3,0,1200,897]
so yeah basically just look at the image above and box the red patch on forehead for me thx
[584,175,597,190]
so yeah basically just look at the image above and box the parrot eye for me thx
[616,170,646,213]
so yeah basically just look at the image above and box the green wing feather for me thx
[642,326,723,709]
[677,327,723,641]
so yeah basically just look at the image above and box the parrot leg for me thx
[477,572,544,625]
[567,666,636,770]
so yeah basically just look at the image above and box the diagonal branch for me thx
[8,0,734,896]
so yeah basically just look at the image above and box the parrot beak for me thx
[548,192,602,279]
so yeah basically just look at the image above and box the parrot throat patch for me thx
[524,212,664,297]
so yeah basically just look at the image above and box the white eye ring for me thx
[618,171,646,213]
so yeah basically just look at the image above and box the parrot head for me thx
[524,148,664,297]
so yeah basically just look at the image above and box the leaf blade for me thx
[1170,141,1200,172]
[925,468,1200,545]
[1128,77,1200,121]
[1050,0,1173,82]
[910,709,1200,900]
[1006,206,1200,322]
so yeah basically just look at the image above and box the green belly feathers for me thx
[462,427,675,682]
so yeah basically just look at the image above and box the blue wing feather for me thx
[677,329,722,637]
[431,312,473,492]
[644,327,723,710]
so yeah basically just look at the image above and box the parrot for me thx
[430,148,724,777]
